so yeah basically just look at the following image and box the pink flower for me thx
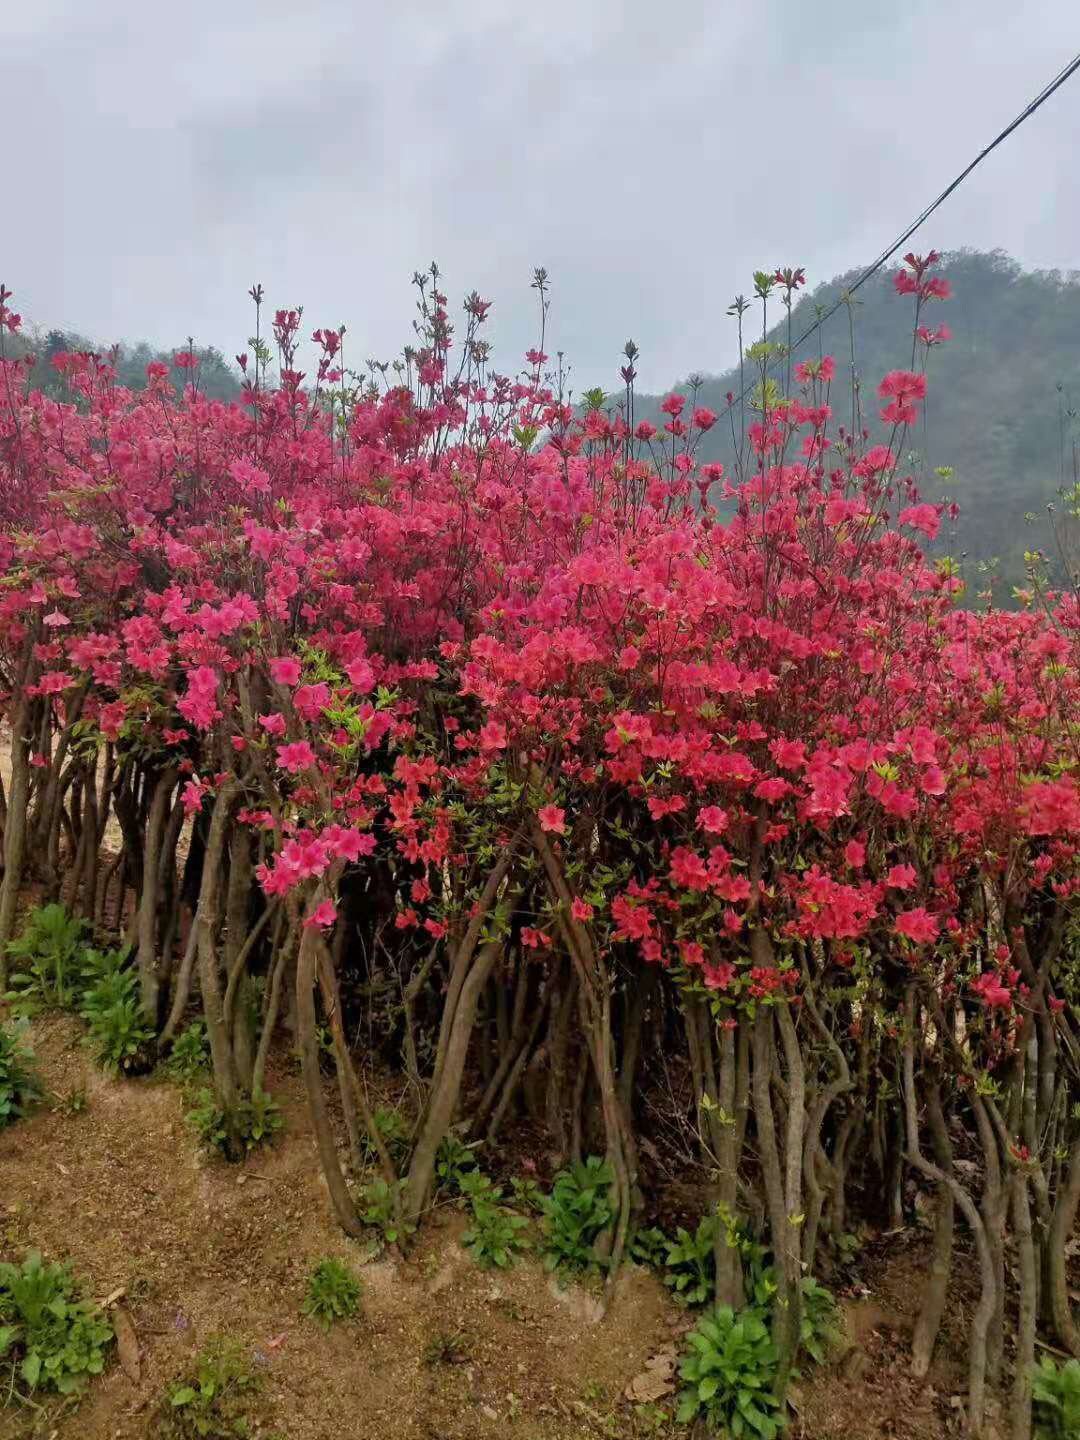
[43,609,70,627]
[898,503,941,540]
[258,711,287,737]
[571,898,594,922]
[321,825,376,862]
[878,370,927,402]
[99,699,126,742]
[479,718,507,752]
[304,900,338,930]
[1023,780,1080,836]
[703,961,736,991]
[885,864,917,891]
[920,765,946,796]
[293,682,331,720]
[697,806,729,835]
[770,738,807,771]
[269,656,302,686]
[894,907,940,945]
[972,971,1012,1010]
[538,805,566,835]
[38,670,74,694]
[844,840,866,869]
[279,836,330,879]
[276,740,317,773]
[345,658,376,692]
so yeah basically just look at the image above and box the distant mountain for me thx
[633,249,1080,598]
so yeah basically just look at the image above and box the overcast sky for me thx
[3,0,1078,391]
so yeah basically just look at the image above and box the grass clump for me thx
[160,1336,258,1438]
[301,1258,362,1330]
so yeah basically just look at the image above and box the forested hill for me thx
[634,250,1080,597]
[7,327,242,403]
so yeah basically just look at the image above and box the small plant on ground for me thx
[541,1155,614,1276]
[238,1088,283,1148]
[798,1276,840,1365]
[830,1229,863,1266]
[79,948,154,1072]
[457,1170,530,1269]
[630,1401,676,1436]
[422,1327,474,1367]
[160,1336,258,1438]
[362,1105,409,1164]
[435,1128,480,1193]
[165,1022,211,1087]
[663,1214,718,1307]
[0,1018,42,1127]
[744,1247,780,1310]
[5,903,88,1012]
[186,1087,282,1159]
[629,1225,669,1269]
[1033,1356,1080,1440]
[358,1177,414,1250]
[676,1304,784,1438]
[187,1087,229,1153]
[0,1250,113,1397]
[301,1258,362,1330]
[509,1174,545,1214]
[56,1083,89,1116]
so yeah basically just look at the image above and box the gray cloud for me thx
[3,0,1078,390]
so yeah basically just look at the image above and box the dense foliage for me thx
[0,254,1077,1440]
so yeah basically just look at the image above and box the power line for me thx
[719,48,1080,409]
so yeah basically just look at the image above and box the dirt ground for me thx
[0,1015,972,1440]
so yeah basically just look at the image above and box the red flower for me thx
[304,900,338,930]
[538,805,567,835]
[269,656,302,686]
[276,740,317,773]
[895,908,940,945]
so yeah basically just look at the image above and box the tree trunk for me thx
[136,767,177,1023]
[297,917,364,1236]
[912,1079,955,1378]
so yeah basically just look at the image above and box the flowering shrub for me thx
[0,254,1076,1439]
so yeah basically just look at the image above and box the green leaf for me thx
[676,1394,699,1424]
[172,1385,198,1406]
[22,1351,41,1388]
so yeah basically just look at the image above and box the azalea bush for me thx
[0,253,1076,1440]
